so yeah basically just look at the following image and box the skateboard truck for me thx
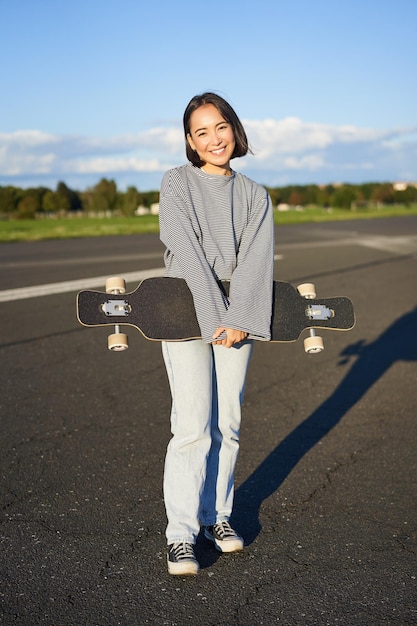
[105,277,129,351]
[297,283,325,353]
[305,304,333,321]
[102,300,131,317]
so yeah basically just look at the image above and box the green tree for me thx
[265,187,281,206]
[56,181,82,212]
[0,186,21,216]
[17,195,39,219]
[332,185,358,209]
[42,190,70,215]
[117,186,141,216]
[316,186,332,207]
[288,190,303,206]
[371,183,395,205]
[360,182,380,203]
[82,178,118,214]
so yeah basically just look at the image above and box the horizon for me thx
[3,177,416,196]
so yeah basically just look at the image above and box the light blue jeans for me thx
[162,338,253,544]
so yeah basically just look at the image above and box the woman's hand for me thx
[212,327,248,348]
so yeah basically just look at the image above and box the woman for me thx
[159,92,274,575]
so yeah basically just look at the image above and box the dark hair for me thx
[183,92,252,166]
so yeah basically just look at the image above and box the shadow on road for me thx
[232,305,417,544]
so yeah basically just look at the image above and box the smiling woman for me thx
[157,92,275,576]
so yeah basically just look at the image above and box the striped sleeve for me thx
[221,187,274,340]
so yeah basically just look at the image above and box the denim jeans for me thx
[161,338,253,544]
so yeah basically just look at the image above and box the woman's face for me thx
[187,103,236,175]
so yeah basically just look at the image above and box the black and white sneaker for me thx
[204,521,244,553]
[167,542,199,575]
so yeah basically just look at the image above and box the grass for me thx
[0,215,160,242]
[1,205,417,243]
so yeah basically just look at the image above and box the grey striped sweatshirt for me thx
[159,163,274,343]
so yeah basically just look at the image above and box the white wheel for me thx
[297,283,316,299]
[106,277,126,294]
[108,332,128,351]
[304,335,324,354]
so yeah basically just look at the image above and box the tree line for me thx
[267,182,417,209]
[0,179,159,220]
[1,178,416,220]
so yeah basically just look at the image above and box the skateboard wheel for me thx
[108,332,129,351]
[106,277,126,294]
[297,283,316,299]
[304,335,324,354]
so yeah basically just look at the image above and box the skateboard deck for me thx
[76,276,355,351]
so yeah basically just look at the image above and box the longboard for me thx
[76,276,355,353]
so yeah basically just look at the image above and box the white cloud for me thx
[244,118,414,163]
[69,157,164,174]
[136,127,184,154]
[0,119,416,189]
[243,117,395,160]
[282,154,326,171]
[245,118,333,156]
[0,130,59,147]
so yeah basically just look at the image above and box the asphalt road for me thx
[1,216,416,625]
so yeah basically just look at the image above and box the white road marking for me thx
[0,268,166,303]
[1,252,161,269]
[357,235,417,255]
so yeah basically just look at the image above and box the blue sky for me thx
[1,0,416,191]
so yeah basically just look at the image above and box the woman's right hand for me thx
[212,327,248,348]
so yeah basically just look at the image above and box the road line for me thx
[0,268,166,303]
[356,235,417,255]
[1,252,162,269]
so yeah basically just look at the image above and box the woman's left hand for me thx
[211,327,248,348]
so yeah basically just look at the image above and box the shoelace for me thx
[171,542,195,561]
[213,521,236,539]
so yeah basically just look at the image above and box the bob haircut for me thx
[183,92,252,166]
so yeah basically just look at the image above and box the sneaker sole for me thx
[204,529,244,553]
[167,557,199,576]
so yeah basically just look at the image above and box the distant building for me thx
[393,181,417,191]
[134,203,159,216]
[135,205,149,216]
